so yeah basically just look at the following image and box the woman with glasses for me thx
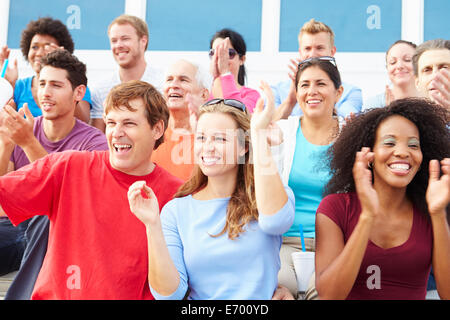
[127,82,294,300]
[208,28,260,113]
[315,98,450,299]
[273,56,344,299]
[363,40,418,111]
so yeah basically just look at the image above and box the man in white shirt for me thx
[90,14,163,132]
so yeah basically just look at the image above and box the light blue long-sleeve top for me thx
[150,187,295,300]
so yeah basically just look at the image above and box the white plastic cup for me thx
[0,77,13,109]
[292,251,315,293]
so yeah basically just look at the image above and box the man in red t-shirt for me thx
[0,81,182,299]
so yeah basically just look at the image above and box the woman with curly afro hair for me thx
[314,97,450,300]
[0,17,91,122]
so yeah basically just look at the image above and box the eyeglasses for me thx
[202,98,247,112]
[298,56,337,69]
[208,48,240,60]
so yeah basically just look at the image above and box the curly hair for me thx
[20,17,74,61]
[324,97,450,216]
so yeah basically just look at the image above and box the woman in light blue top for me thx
[363,40,418,112]
[1,17,91,122]
[272,56,344,298]
[128,82,295,300]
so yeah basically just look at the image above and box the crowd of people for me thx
[0,14,448,300]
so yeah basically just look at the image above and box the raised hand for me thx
[44,43,64,55]
[429,68,450,110]
[209,48,220,80]
[0,46,18,87]
[353,147,379,219]
[185,92,205,133]
[385,85,394,105]
[426,158,450,216]
[2,103,35,147]
[286,58,300,105]
[0,106,14,147]
[216,37,231,76]
[127,181,161,226]
[251,81,275,132]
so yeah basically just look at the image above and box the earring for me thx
[368,162,373,169]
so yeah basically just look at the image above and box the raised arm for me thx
[429,68,450,110]
[315,148,378,299]
[426,158,450,299]
[272,58,299,121]
[127,181,182,298]
[251,81,288,215]
[2,103,47,162]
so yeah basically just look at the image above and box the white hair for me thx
[168,59,212,89]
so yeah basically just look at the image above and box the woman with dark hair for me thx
[208,28,260,113]
[127,82,294,299]
[363,40,418,111]
[0,17,91,122]
[274,56,343,298]
[315,98,450,299]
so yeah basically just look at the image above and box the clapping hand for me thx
[426,158,450,216]
[353,147,379,219]
[429,69,450,110]
[251,81,275,131]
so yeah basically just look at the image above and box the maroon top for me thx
[317,192,432,300]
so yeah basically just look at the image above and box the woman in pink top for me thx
[315,98,450,300]
[209,28,260,113]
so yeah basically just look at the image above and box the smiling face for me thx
[298,32,336,60]
[108,23,147,69]
[415,49,450,100]
[28,34,59,73]
[163,60,207,111]
[104,98,164,176]
[386,42,416,87]
[297,65,342,119]
[194,111,246,180]
[372,115,423,190]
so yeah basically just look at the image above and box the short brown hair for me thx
[413,39,450,76]
[298,18,335,48]
[108,14,149,50]
[104,80,169,149]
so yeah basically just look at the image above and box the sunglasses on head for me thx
[298,56,337,69]
[208,48,240,59]
[202,98,247,112]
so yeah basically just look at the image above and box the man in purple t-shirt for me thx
[0,50,108,299]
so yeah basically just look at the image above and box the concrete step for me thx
[0,271,17,300]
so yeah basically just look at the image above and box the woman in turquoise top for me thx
[273,56,344,298]
[128,83,295,300]
[1,17,91,122]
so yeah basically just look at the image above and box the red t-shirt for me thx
[317,192,433,300]
[0,150,182,300]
